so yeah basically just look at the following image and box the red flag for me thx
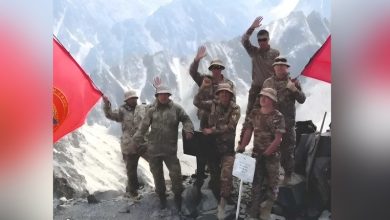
[53,38,102,143]
[302,36,331,83]
[0,21,47,175]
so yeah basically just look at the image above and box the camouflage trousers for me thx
[149,154,183,197]
[122,146,148,193]
[280,127,296,176]
[123,148,149,194]
[208,153,235,200]
[249,153,281,218]
[245,84,262,116]
[240,84,261,142]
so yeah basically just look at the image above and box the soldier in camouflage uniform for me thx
[189,45,235,181]
[241,16,280,117]
[133,85,194,210]
[237,88,286,220]
[194,83,240,219]
[262,56,306,185]
[102,90,147,198]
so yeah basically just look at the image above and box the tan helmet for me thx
[216,83,234,95]
[272,56,290,67]
[123,90,138,101]
[155,85,172,97]
[208,59,225,70]
[259,87,277,102]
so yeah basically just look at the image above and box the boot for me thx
[217,197,226,220]
[174,194,182,211]
[159,194,167,210]
[259,200,273,220]
[124,190,140,199]
[130,190,141,200]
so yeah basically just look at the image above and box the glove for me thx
[286,80,298,92]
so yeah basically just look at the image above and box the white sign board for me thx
[232,153,256,183]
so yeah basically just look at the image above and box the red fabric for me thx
[355,20,390,88]
[0,21,47,175]
[53,38,102,143]
[302,36,331,83]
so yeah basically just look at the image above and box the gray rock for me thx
[87,194,99,204]
[118,204,131,213]
[196,214,218,220]
[93,190,123,201]
[181,185,200,217]
[53,176,75,199]
[197,189,218,212]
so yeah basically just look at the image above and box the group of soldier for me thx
[102,16,306,220]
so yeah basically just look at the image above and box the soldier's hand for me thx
[292,78,301,90]
[201,77,212,88]
[286,80,298,92]
[236,145,245,153]
[263,147,276,156]
[103,95,110,105]
[250,16,263,29]
[185,132,193,140]
[195,46,207,61]
[153,76,162,88]
[202,128,213,135]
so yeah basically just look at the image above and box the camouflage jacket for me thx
[189,59,235,127]
[194,90,241,154]
[133,100,194,157]
[103,103,146,155]
[241,27,280,87]
[263,75,306,128]
[246,108,286,155]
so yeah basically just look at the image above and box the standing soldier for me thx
[263,56,306,185]
[194,83,240,219]
[133,85,194,210]
[237,88,286,220]
[102,90,147,199]
[241,16,280,116]
[189,45,235,182]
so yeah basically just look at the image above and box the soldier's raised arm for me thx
[193,78,213,110]
[102,95,123,122]
[189,46,207,86]
[241,16,263,57]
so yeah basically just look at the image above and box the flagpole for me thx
[235,179,243,220]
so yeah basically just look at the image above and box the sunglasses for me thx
[211,65,223,70]
[274,58,287,62]
[257,38,268,42]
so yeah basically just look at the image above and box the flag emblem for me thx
[53,87,69,131]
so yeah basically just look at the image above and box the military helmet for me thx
[123,90,138,101]
[208,59,225,70]
[272,56,290,67]
[155,85,172,97]
[259,87,277,102]
[216,83,234,95]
